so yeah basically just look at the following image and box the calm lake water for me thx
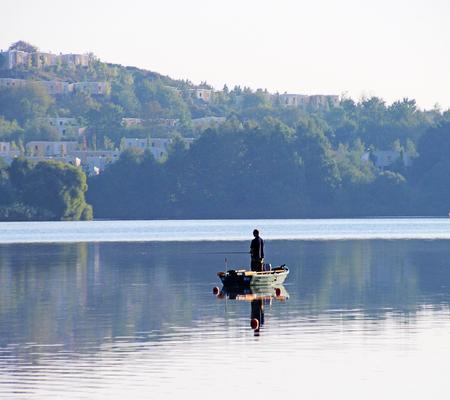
[1,219,450,399]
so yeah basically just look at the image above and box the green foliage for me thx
[294,120,341,209]
[87,149,163,219]
[136,79,190,122]
[23,119,60,141]
[86,102,124,148]
[409,123,450,214]
[0,158,92,221]
[57,91,100,118]
[0,83,53,125]
[89,119,333,218]
[88,109,449,218]
[111,80,140,116]
[0,117,23,141]
[0,203,51,221]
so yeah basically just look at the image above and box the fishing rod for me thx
[201,251,250,254]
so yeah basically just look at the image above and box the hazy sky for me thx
[2,0,449,109]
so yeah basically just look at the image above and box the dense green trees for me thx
[84,118,373,218]
[0,159,92,221]
[0,117,23,141]
[86,117,450,219]
[409,122,450,214]
[0,83,53,125]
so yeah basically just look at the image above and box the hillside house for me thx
[191,88,212,102]
[123,137,194,161]
[309,94,340,109]
[0,50,30,69]
[0,78,27,88]
[279,93,309,107]
[71,150,120,175]
[39,117,80,138]
[26,141,78,157]
[0,142,20,164]
[361,150,413,169]
[122,118,144,128]
[0,142,10,153]
[72,81,110,96]
[39,80,74,95]
[60,53,89,67]
[0,49,90,69]
[278,93,340,109]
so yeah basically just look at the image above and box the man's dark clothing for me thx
[250,236,264,272]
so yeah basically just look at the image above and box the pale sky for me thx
[1,0,449,110]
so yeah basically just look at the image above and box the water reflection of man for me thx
[251,299,264,335]
[250,229,264,272]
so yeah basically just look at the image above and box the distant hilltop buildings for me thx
[0,77,110,96]
[0,43,109,96]
[0,136,195,176]
[0,42,341,109]
[0,48,90,69]
[278,93,340,109]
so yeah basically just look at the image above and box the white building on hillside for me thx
[0,49,90,69]
[0,78,73,95]
[279,93,309,107]
[0,142,10,154]
[123,138,171,160]
[0,50,30,69]
[26,141,78,157]
[71,150,120,175]
[60,53,89,67]
[72,81,110,96]
[123,137,195,161]
[191,88,212,102]
[0,142,20,164]
[39,117,80,138]
[309,94,340,109]
[278,93,340,109]
[361,150,413,169]
[122,118,144,128]
[39,80,73,95]
[0,78,27,88]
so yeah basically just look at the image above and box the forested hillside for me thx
[1,41,450,219]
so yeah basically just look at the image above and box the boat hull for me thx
[218,265,289,287]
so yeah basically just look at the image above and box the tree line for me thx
[87,118,450,219]
[0,158,92,221]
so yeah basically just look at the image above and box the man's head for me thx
[253,229,259,237]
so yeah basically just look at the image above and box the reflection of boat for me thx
[214,285,289,335]
[217,285,289,301]
[217,265,289,287]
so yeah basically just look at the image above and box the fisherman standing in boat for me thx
[250,229,264,272]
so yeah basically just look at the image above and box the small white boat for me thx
[217,265,289,287]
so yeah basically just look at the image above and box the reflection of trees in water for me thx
[0,243,89,363]
[0,242,202,361]
[1,240,450,362]
[291,240,450,316]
